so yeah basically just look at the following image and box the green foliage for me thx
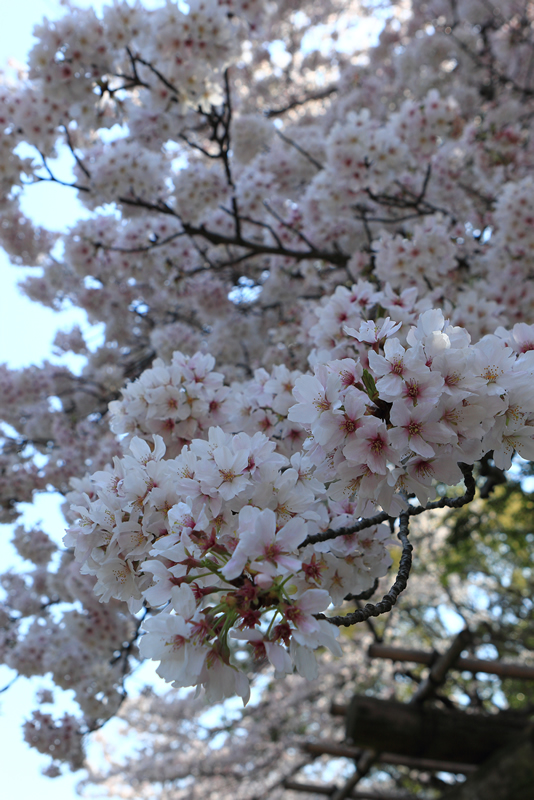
[439,478,534,709]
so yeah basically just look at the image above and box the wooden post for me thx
[409,629,471,704]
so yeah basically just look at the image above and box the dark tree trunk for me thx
[440,730,534,800]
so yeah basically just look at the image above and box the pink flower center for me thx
[370,435,386,453]
[413,460,434,480]
[342,417,358,434]
[405,381,421,400]
[264,542,282,561]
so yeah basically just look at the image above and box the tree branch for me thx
[315,510,413,627]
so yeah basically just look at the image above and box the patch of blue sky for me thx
[300,7,388,57]
[508,454,534,492]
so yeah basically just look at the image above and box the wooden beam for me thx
[283,781,332,796]
[283,780,420,799]
[303,742,478,774]
[367,644,534,681]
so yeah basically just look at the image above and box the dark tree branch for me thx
[62,125,91,179]
[25,150,90,192]
[264,85,338,117]
[275,128,323,170]
[302,463,475,548]
[315,510,413,627]
[130,51,180,96]
[116,195,350,265]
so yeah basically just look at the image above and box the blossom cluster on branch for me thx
[64,306,534,702]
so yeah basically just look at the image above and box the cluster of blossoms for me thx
[23,711,84,774]
[108,349,307,458]
[64,308,534,701]
[373,215,458,291]
[66,430,393,701]
[75,139,172,212]
[108,351,234,456]
[1,550,135,719]
[294,310,534,511]
[25,0,258,136]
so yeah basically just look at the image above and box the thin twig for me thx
[0,675,18,694]
[275,128,323,170]
[62,125,91,179]
[265,85,338,117]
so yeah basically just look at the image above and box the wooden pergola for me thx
[282,631,534,799]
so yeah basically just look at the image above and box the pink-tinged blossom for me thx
[368,338,428,399]
[345,316,402,345]
[484,417,534,470]
[233,429,288,480]
[329,358,364,390]
[127,435,166,466]
[139,609,208,689]
[495,322,534,353]
[320,556,360,605]
[198,657,251,706]
[145,384,190,420]
[142,559,181,607]
[283,592,342,661]
[222,508,305,581]
[289,640,319,680]
[406,309,447,347]
[430,349,485,398]
[196,445,250,501]
[400,370,444,408]
[472,337,516,395]
[311,387,368,449]
[327,460,387,512]
[405,455,463,497]
[343,418,397,474]
[292,615,343,659]
[288,368,342,426]
[93,557,140,609]
[389,400,453,457]
[437,397,490,441]
[231,629,293,675]
[289,452,326,496]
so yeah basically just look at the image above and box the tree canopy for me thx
[1,0,534,795]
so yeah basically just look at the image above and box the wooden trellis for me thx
[282,630,534,799]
